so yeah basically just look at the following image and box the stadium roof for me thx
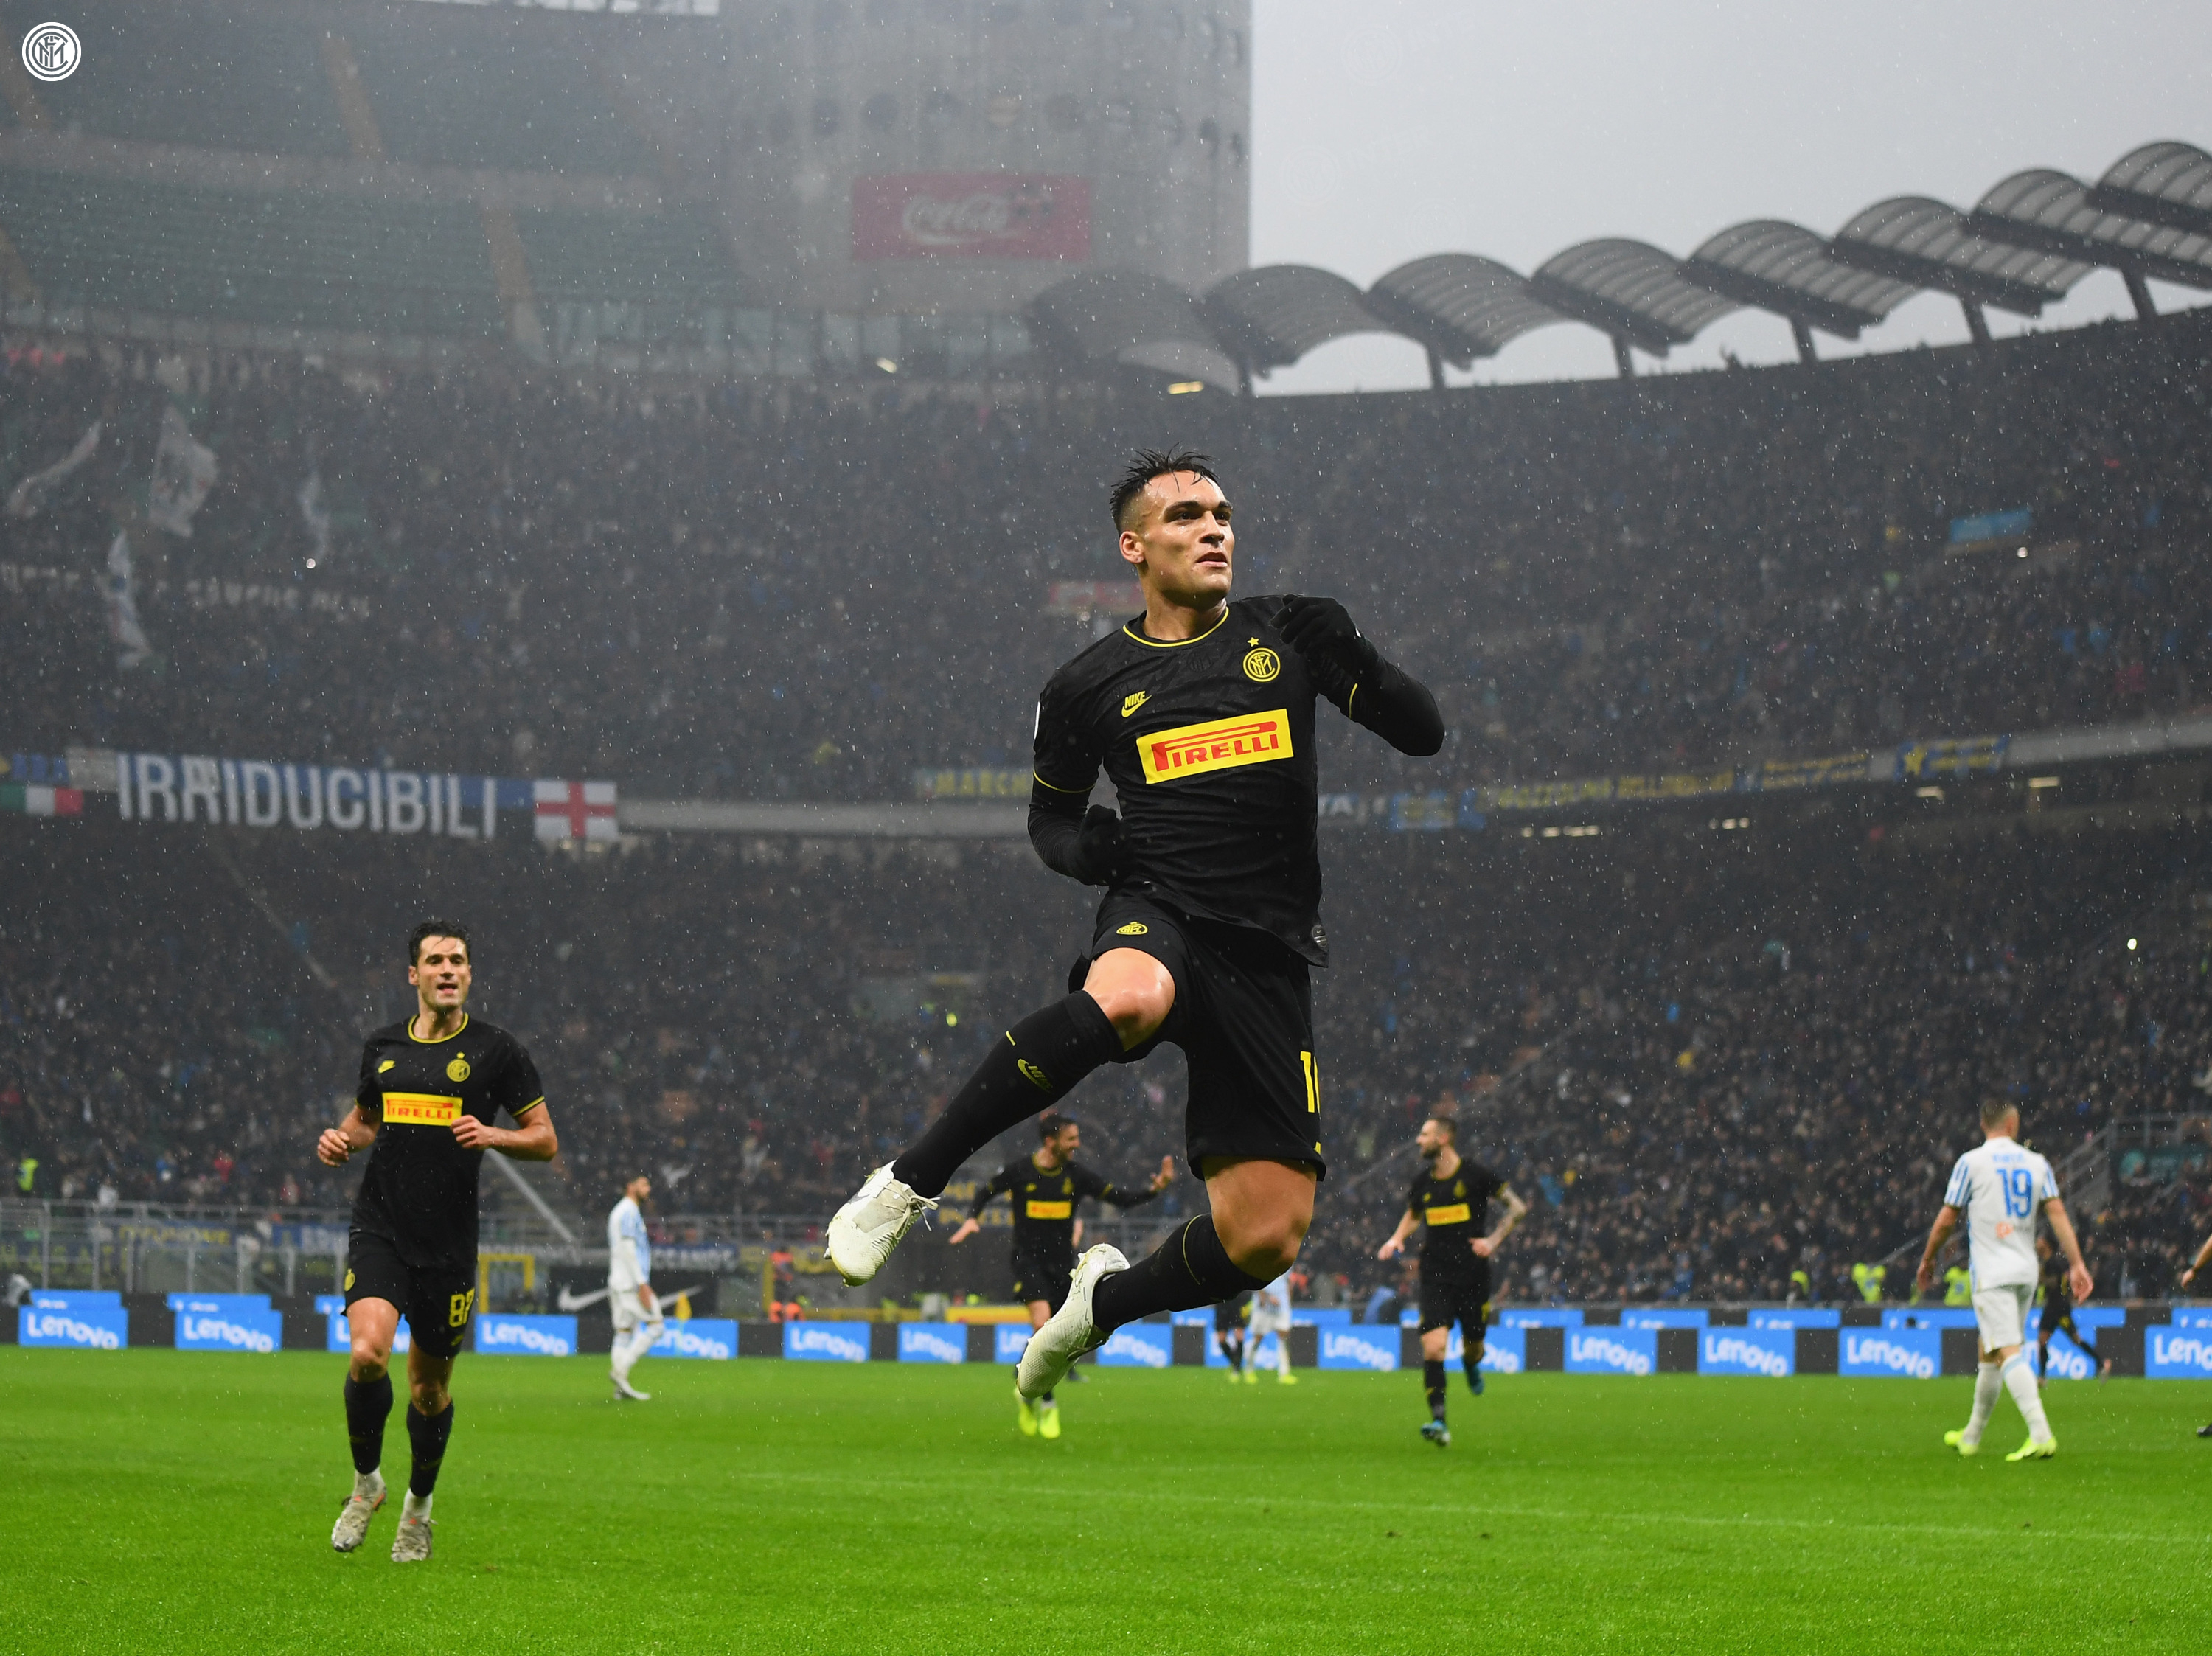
[1026,135,2207,391]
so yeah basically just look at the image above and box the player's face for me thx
[408,938,472,1012]
[1046,1125,1080,1161]
[1415,1119,1450,1161]
[628,1175,652,1204]
[1119,471,1233,604]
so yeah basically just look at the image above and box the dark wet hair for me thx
[407,919,471,964]
[1039,1113,1079,1139]
[1424,1113,1458,1142]
[1110,448,1220,530]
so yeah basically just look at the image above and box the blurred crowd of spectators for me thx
[3,307,2208,804]
[5,808,2209,1304]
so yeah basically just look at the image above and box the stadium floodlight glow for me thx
[874,357,898,374]
[2128,938,2139,950]
[1167,380,1206,394]
[2028,776,2061,789]
[1915,787,1944,800]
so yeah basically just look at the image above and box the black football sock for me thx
[890,994,1121,1197]
[2036,1343,2048,1380]
[1089,1216,1270,1334]
[344,1374,392,1476]
[1225,1337,1244,1374]
[2077,1334,2101,1365]
[1424,1360,1447,1421]
[406,1401,453,1499]
[1041,1388,1055,1405]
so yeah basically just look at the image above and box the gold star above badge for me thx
[1248,637,1259,645]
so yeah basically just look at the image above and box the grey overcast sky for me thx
[1247,1,2212,393]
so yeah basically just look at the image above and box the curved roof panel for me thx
[1200,265,1387,372]
[1528,239,1738,353]
[1363,254,1569,366]
[1830,196,2094,315]
[1025,268,1217,363]
[1681,220,1916,338]
[1973,169,2212,292]
[2091,141,2212,237]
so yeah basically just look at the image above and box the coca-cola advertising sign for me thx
[852,174,1091,261]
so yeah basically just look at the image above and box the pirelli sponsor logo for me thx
[1138,709,1292,784]
[1025,1200,1074,1220]
[383,1092,463,1127]
[1425,1202,1472,1226]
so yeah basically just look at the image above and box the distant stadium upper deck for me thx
[0,1,2202,389]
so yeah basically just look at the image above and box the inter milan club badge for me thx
[448,1054,470,1082]
[21,22,79,83]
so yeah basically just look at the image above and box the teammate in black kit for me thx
[946,1113,1173,1438]
[2034,1233,2110,1383]
[1214,1291,1253,1380]
[1377,1115,1526,1447]
[316,920,557,1562]
[828,448,1444,1412]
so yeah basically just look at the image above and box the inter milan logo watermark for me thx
[21,21,78,82]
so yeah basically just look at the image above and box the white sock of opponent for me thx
[1963,1362,2002,1445]
[2003,1351,2052,1441]
[613,1331,640,1384]
[1276,1337,1292,1377]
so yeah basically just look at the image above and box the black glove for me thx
[1274,594,1378,677]
[1074,806,1125,886]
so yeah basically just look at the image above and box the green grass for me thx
[1,1351,2208,1653]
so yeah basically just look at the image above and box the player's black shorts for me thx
[1419,1261,1492,1337]
[1010,1246,1074,1312]
[1081,892,1324,1180]
[344,1229,476,1360]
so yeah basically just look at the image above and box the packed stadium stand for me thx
[2,307,2208,801]
[0,4,2206,1312]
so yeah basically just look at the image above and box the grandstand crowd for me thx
[4,807,2210,1305]
[5,309,2212,1304]
[4,307,2211,806]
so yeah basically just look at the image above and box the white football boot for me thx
[825,1163,937,1286]
[330,1479,385,1552]
[390,1507,434,1562]
[1016,1245,1127,1401]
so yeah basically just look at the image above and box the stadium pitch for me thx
[2,1351,2205,1653]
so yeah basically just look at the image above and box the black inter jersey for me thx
[1409,1159,1503,1282]
[1033,595,1433,965]
[2038,1248,2073,1310]
[967,1155,1161,1257]
[351,1015,545,1269]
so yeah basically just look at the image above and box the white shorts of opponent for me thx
[1248,1309,1293,1340]
[611,1288,664,1335]
[1971,1283,2031,1353]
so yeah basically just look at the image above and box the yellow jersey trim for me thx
[512,1097,546,1117]
[407,1013,470,1045]
[1121,608,1229,650]
[1032,770,1090,793]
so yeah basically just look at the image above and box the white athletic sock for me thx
[2003,1352,2052,1442]
[612,1333,638,1383]
[1276,1339,1292,1377]
[1963,1363,2002,1445]
[353,1468,386,1500]
[401,1489,432,1522]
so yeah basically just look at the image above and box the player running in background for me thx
[1245,1270,1298,1385]
[1916,1099,2091,1462]
[948,1114,1172,1438]
[1377,1114,1526,1447]
[2180,1229,2212,1436]
[827,449,1444,1413]
[2034,1233,2109,1385]
[608,1174,663,1402]
[318,921,557,1561]
[1214,1290,1251,1381]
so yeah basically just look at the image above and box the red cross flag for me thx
[533,779,619,843]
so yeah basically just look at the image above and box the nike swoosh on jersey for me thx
[1121,691,1150,717]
